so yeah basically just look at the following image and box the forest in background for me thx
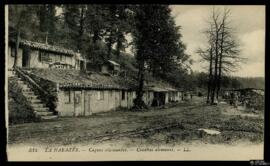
[8,5,264,105]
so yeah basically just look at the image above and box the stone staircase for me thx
[16,76,58,121]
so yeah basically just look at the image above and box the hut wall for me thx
[29,50,48,68]
[165,93,169,104]
[168,92,174,102]
[172,92,179,102]
[126,91,135,108]
[101,65,109,73]
[88,90,117,114]
[8,46,23,68]
[176,92,182,101]
[57,90,76,116]
[143,91,154,106]
[8,45,76,69]
[57,89,136,117]
[120,90,128,108]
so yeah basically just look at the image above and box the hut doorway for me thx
[22,49,30,67]
[152,92,166,107]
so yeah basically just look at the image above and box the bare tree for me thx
[198,7,242,104]
[216,8,242,99]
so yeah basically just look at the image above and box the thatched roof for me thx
[10,39,79,56]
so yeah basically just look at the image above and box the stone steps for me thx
[35,111,54,116]
[35,107,50,112]
[26,96,38,100]
[22,89,33,93]
[19,84,29,89]
[14,74,58,122]
[21,87,32,91]
[30,99,42,104]
[17,80,25,84]
[31,103,45,108]
[40,115,58,121]
[23,91,35,96]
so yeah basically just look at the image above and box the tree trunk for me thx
[78,6,84,52]
[116,32,125,58]
[78,6,86,71]
[133,56,147,110]
[13,29,21,68]
[216,23,225,100]
[216,60,222,100]
[211,29,219,104]
[93,30,99,44]
[116,33,122,58]
[207,47,213,103]
[107,31,113,59]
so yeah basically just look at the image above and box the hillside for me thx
[236,77,265,90]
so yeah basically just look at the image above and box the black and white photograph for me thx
[5,4,266,161]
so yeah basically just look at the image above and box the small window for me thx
[64,90,71,103]
[98,91,104,100]
[122,90,125,100]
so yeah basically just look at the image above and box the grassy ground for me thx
[8,97,264,147]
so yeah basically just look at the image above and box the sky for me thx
[170,5,265,77]
[55,5,265,77]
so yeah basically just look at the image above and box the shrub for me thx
[8,77,38,124]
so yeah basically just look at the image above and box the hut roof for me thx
[148,87,168,92]
[251,89,264,96]
[23,68,178,91]
[144,80,178,92]
[165,87,178,92]
[24,68,134,90]
[10,39,79,56]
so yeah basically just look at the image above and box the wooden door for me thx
[84,93,92,115]
[74,91,83,116]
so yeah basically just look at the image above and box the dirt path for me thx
[8,98,264,146]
